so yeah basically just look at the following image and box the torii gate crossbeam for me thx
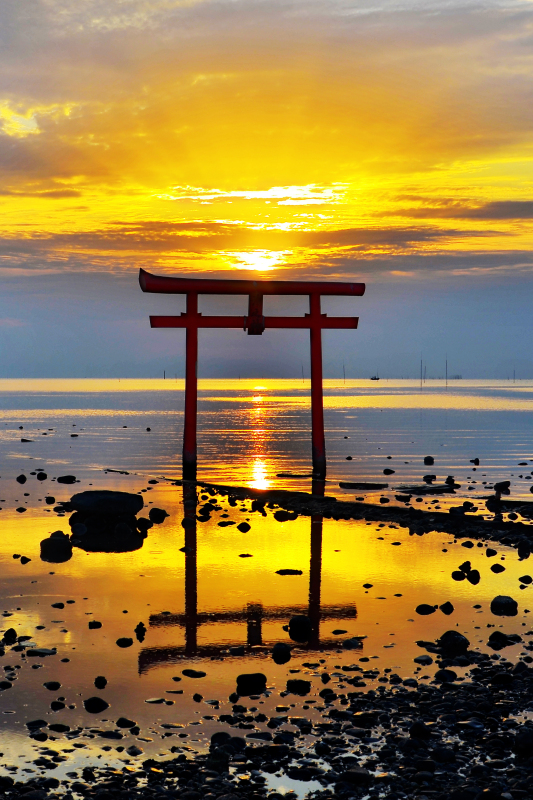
[139,268,365,480]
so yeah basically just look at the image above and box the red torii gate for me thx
[139,268,365,480]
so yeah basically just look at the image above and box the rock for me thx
[126,745,143,756]
[43,681,61,691]
[3,628,17,645]
[439,602,454,615]
[70,490,143,516]
[51,602,64,609]
[437,630,470,654]
[286,679,311,695]
[416,604,436,616]
[229,646,244,656]
[288,615,312,642]
[16,475,27,484]
[57,475,77,484]
[272,643,291,664]
[37,472,47,481]
[383,468,395,475]
[236,673,267,696]
[466,569,480,585]
[116,638,133,648]
[494,480,510,493]
[423,474,436,483]
[491,563,506,574]
[182,669,206,678]
[237,522,251,532]
[410,720,432,739]
[452,571,466,581]
[513,725,533,756]
[414,655,433,665]
[276,569,302,575]
[486,548,498,557]
[94,676,107,689]
[40,534,72,563]
[135,622,146,642]
[424,456,434,466]
[340,767,373,785]
[491,595,518,616]
[487,631,522,650]
[88,620,102,629]
[434,669,457,683]
[83,697,109,714]
[343,636,365,649]
[149,507,169,524]
[116,717,136,728]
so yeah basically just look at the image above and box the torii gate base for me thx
[139,269,365,480]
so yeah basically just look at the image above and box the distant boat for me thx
[370,374,380,381]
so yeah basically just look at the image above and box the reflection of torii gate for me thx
[139,269,365,480]
[138,483,359,673]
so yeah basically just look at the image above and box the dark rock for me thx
[490,595,518,616]
[83,697,109,714]
[519,574,532,584]
[182,669,206,678]
[272,643,291,664]
[487,631,522,650]
[236,673,267,696]
[466,569,480,585]
[494,481,510,494]
[48,723,70,733]
[51,602,64,609]
[36,472,47,481]
[286,679,311,695]
[40,533,72,563]
[383,468,395,475]
[410,720,432,739]
[94,676,107,689]
[16,475,27,484]
[439,602,454,615]
[149,507,169,524]
[134,621,146,642]
[70,490,143,516]
[116,638,133,648]
[437,630,470,654]
[452,571,466,581]
[343,636,365,649]
[423,474,436,483]
[339,766,373,785]
[513,725,533,756]
[43,681,61,691]
[424,456,434,465]
[288,615,312,642]
[491,563,506,574]
[276,568,302,575]
[237,522,251,532]
[88,620,102,629]
[116,717,136,728]
[435,668,457,683]
[3,628,17,645]
[57,475,77,484]
[416,604,436,616]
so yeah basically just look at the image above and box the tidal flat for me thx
[0,379,533,799]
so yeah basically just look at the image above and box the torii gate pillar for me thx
[139,269,365,480]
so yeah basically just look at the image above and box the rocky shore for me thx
[3,636,533,800]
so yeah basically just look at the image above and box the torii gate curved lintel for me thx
[139,268,365,480]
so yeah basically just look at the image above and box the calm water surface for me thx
[0,379,532,792]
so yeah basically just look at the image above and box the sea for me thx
[0,378,532,793]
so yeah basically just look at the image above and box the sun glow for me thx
[250,459,270,491]
[229,250,287,272]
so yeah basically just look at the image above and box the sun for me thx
[230,250,286,271]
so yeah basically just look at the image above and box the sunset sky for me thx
[1,0,533,377]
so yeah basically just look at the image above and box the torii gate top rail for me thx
[139,268,365,480]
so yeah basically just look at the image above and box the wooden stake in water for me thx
[343,362,346,384]
[445,354,448,389]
